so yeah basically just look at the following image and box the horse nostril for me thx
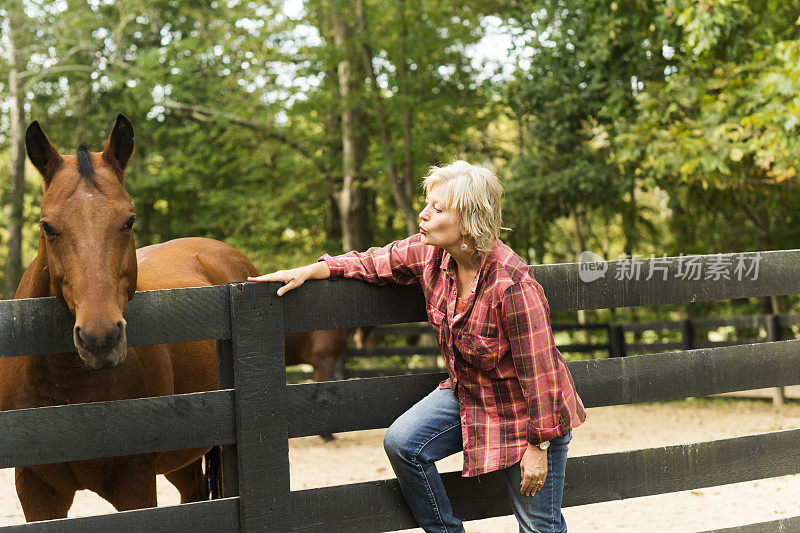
[113,321,125,343]
[75,326,96,350]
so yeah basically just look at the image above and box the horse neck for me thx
[15,245,52,299]
[13,249,90,386]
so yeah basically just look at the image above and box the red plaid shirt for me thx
[321,234,586,476]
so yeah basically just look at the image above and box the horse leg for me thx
[165,458,208,503]
[16,467,75,522]
[99,457,158,511]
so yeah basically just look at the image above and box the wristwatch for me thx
[537,440,550,451]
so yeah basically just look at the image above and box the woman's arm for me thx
[249,234,430,296]
[501,281,564,445]
[319,234,429,285]
[247,261,330,296]
[501,281,562,495]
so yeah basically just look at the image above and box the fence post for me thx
[213,337,239,499]
[681,319,694,351]
[766,314,786,406]
[229,281,289,531]
[607,324,626,358]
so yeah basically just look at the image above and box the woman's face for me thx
[419,184,464,250]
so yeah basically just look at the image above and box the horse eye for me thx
[39,221,58,238]
[122,216,136,232]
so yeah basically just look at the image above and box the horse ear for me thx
[101,114,134,177]
[25,121,62,187]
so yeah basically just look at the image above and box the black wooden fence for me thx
[2,249,800,532]
[329,313,800,379]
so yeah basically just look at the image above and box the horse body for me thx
[285,329,352,382]
[0,116,259,521]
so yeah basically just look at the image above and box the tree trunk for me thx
[5,5,28,298]
[354,0,417,236]
[331,1,372,251]
[397,0,416,203]
[324,95,343,244]
[669,195,691,248]
[742,201,777,315]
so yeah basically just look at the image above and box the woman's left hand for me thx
[519,443,547,496]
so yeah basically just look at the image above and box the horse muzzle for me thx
[73,320,128,369]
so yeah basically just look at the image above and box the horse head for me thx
[25,115,137,369]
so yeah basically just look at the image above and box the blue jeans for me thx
[384,387,571,533]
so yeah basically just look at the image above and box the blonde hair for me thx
[422,160,503,255]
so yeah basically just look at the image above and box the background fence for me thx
[1,249,800,531]
[323,313,800,381]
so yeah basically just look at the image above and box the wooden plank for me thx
[281,250,800,330]
[289,428,800,531]
[228,282,289,532]
[280,280,426,333]
[289,479,416,533]
[700,516,800,533]
[287,373,445,437]
[560,428,800,507]
[287,339,800,437]
[125,285,231,344]
[0,285,230,359]
[531,249,800,312]
[572,339,800,408]
[0,390,235,468]
[0,498,239,533]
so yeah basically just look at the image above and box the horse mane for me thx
[76,142,95,182]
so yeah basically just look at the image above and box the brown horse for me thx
[0,115,259,521]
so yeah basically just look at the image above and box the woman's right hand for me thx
[247,262,330,296]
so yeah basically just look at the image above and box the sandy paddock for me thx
[2,397,799,532]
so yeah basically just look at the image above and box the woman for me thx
[249,161,586,533]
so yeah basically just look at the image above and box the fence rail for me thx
[1,249,799,531]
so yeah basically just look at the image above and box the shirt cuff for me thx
[318,254,345,279]
[527,423,562,445]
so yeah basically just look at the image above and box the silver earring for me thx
[460,236,468,252]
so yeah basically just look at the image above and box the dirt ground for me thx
[2,396,799,532]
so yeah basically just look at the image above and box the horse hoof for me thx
[320,433,336,442]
